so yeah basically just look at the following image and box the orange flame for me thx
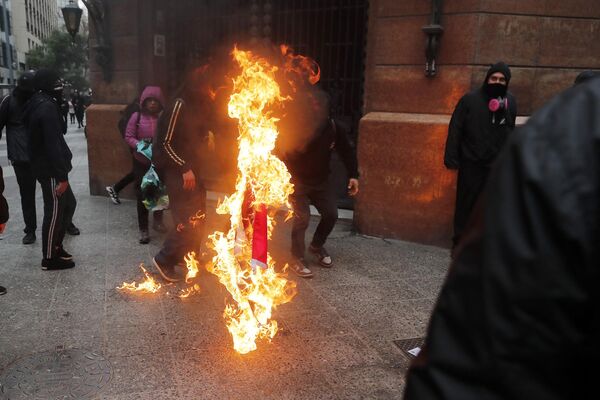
[280,44,321,86]
[118,264,162,293]
[207,46,297,354]
[178,284,201,298]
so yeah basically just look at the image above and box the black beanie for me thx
[17,70,36,92]
[484,62,512,85]
[33,68,62,93]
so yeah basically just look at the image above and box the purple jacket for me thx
[125,86,164,164]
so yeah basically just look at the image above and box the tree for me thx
[26,30,89,91]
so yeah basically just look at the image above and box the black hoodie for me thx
[444,62,517,169]
[23,91,72,181]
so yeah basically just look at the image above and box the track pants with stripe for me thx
[38,177,77,259]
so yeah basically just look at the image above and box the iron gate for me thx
[166,0,369,207]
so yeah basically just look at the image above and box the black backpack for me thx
[118,98,141,138]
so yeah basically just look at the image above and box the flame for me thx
[280,44,321,86]
[178,284,201,298]
[207,46,297,354]
[183,251,200,282]
[118,264,162,293]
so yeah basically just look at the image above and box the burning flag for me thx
[207,46,297,354]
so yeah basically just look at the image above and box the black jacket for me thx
[283,118,359,185]
[152,98,209,174]
[404,77,600,400]
[0,93,30,164]
[444,88,517,169]
[23,92,72,181]
[0,165,7,224]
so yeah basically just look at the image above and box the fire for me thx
[280,44,321,86]
[118,264,162,293]
[207,46,297,354]
[178,284,201,298]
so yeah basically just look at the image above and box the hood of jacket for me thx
[140,86,165,109]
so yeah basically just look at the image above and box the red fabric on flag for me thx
[251,203,268,269]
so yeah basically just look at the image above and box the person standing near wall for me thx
[444,62,517,254]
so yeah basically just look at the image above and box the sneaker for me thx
[0,285,6,295]
[309,245,333,267]
[152,221,167,233]
[106,186,121,205]
[22,232,36,245]
[289,258,313,278]
[66,223,80,236]
[152,256,181,282]
[139,230,150,244]
[42,257,75,270]
[57,247,73,261]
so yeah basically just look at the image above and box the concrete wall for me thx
[356,0,600,246]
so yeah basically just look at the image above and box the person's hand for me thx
[348,178,359,196]
[182,169,196,191]
[56,181,69,196]
[0,223,5,234]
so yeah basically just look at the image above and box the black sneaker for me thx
[106,185,121,205]
[42,257,75,270]
[139,230,150,244]
[66,223,80,236]
[152,256,180,282]
[57,247,73,261]
[22,232,36,245]
[309,245,333,268]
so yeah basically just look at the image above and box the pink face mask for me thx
[488,97,508,112]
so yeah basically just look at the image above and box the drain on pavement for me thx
[0,348,112,399]
[393,337,425,359]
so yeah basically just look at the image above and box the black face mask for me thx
[485,83,507,98]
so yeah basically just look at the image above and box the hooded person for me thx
[22,68,76,270]
[122,85,166,244]
[0,70,39,244]
[574,70,597,86]
[404,68,600,400]
[443,61,517,252]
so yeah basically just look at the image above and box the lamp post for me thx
[61,0,112,82]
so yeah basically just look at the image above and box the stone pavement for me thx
[0,124,450,399]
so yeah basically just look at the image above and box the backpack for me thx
[117,98,141,138]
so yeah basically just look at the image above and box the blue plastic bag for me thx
[140,165,169,211]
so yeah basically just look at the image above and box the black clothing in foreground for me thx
[13,163,37,233]
[404,77,600,400]
[23,92,72,181]
[283,118,358,185]
[0,92,31,163]
[0,165,8,224]
[444,65,517,246]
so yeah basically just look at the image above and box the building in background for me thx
[0,0,17,94]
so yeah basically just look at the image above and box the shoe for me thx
[106,186,121,205]
[57,247,73,261]
[22,232,36,244]
[309,245,333,268]
[289,258,313,278]
[152,256,181,282]
[152,222,167,233]
[67,224,80,236]
[0,286,6,295]
[139,230,150,244]
[42,257,75,270]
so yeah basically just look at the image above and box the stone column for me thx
[355,0,600,247]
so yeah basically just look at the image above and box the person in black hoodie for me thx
[0,165,8,295]
[23,69,76,270]
[283,115,359,279]
[444,61,517,252]
[150,81,210,282]
[0,70,37,244]
[403,66,600,400]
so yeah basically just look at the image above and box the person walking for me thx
[68,99,75,124]
[23,69,76,270]
[123,86,166,244]
[444,62,517,253]
[283,116,359,278]
[0,71,38,244]
[72,90,85,129]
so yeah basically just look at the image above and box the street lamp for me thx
[61,0,83,41]
[61,0,112,82]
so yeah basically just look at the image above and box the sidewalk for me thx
[0,124,450,399]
